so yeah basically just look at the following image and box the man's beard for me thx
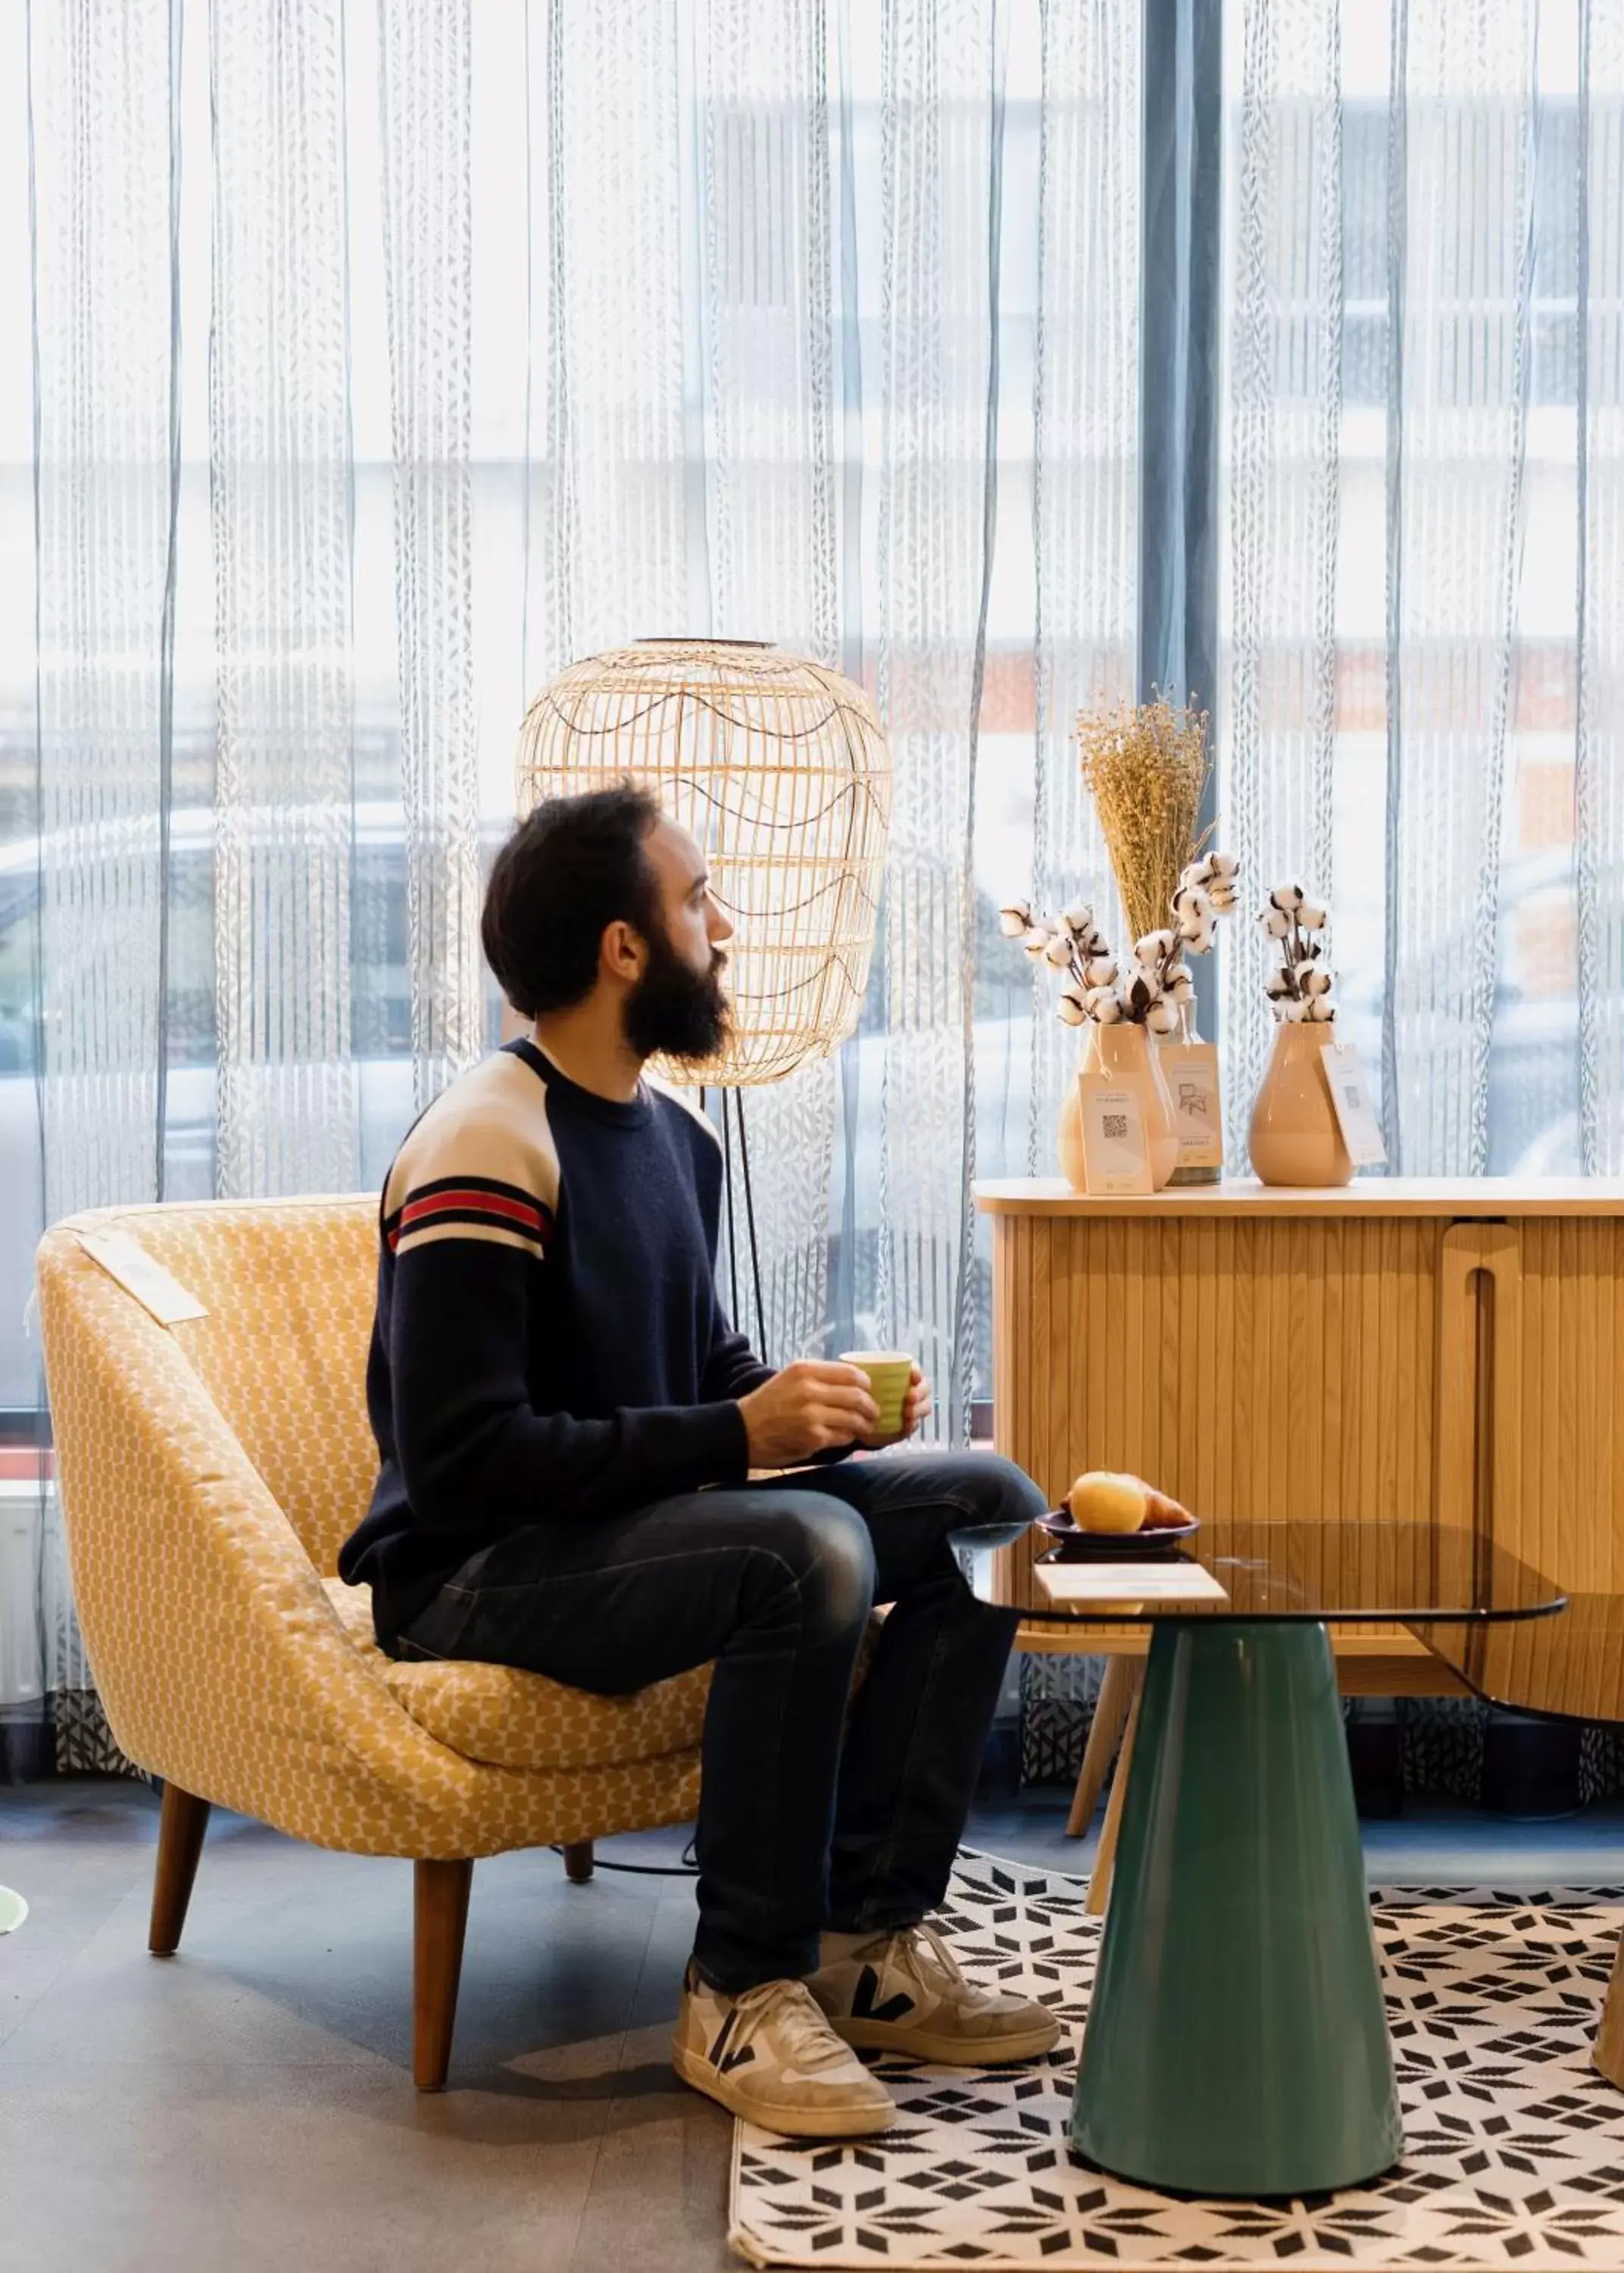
[624,926,732,1064]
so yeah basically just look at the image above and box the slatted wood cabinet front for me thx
[975,1180,1624,1690]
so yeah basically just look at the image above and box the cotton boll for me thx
[1087,987,1123,1024]
[1259,908,1291,940]
[1300,967,1333,997]
[1082,956,1118,989]
[1145,1000,1179,1036]
[1063,903,1094,933]
[1270,884,1305,913]
[1057,989,1088,1027]
[1045,933,1075,968]
[1206,884,1238,913]
[1171,884,1210,919]
[1305,996,1335,1023]
[1264,968,1292,999]
[1298,901,1329,930]
[1166,967,1195,1003]
[1135,929,1176,963]
[1208,852,1239,882]
[1023,924,1053,956]
[1281,998,1307,1023]
[1179,858,1216,890]
[998,902,1032,938]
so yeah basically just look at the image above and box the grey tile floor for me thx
[2,1777,1622,2273]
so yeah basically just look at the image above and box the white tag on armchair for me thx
[77,1231,208,1327]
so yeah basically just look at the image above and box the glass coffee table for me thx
[953,1518,1566,2200]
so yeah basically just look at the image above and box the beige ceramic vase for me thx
[1057,1021,1180,1193]
[1247,1018,1354,1187]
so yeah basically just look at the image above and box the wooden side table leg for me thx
[1595,1928,1624,2089]
[1067,1656,1142,1838]
[1085,1689,1141,1918]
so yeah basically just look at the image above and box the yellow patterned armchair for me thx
[35,1195,717,2088]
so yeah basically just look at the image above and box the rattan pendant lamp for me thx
[514,639,893,1345]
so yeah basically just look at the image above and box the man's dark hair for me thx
[482,783,664,1018]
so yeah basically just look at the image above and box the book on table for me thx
[1034,1559,1229,1608]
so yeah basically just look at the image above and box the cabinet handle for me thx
[1434,1222,1521,1551]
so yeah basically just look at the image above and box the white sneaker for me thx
[805,1921,1061,2066]
[672,1961,898,2138]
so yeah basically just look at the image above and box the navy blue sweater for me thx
[339,1037,770,1640]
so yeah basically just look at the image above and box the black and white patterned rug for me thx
[730,1854,1624,2269]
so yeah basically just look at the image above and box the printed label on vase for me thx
[1158,1040,1223,1168]
[1320,1041,1387,1168]
[1076,1080,1153,1195]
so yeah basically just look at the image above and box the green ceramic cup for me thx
[839,1349,914,1440]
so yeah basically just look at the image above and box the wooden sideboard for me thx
[975,1177,1624,1690]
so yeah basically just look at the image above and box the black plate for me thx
[1036,1506,1201,1559]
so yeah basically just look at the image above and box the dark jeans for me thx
[394,1452,1041,1990]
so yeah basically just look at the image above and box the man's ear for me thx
[601,919,646,985]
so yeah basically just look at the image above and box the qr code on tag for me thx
[1102,1112,1128,1141]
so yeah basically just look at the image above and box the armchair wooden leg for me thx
[1067,1656,1143,1837]
[1594,1926,1624,2089]
[1085,1690,1141,1919]
[414,1859,473,2092]
[148,1782,211,1955]
[562,1840,595,1884]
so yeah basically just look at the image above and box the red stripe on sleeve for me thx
[398,1188,546,1233]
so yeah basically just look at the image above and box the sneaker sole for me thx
[830,2015,1062,2066]
[671,2040,896,2138]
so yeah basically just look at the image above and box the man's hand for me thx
[739,1362,881,1468]
[858,1363,932,1449]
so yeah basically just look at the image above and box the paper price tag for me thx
[1078,1082,1153,1195]
[76,1230,208,1327]
[1158,1040,1223,1168]
[1320,1041,1387,1168]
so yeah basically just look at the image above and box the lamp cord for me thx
[718,1085,741,1327]
[549,1837,698,1879]
[702,1083,767,1367]
[733,1091,769,1368]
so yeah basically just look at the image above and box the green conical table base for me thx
[1073,1619,1402,2197]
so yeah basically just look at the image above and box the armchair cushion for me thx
[320,1579,715,1772]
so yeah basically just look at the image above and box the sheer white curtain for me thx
[210,0,358,1196]
[11,0,1142,1763]
[1579,2,1624,1171]
[1221,0,1624,1178]
[18,0,1618,1771]
[1028,0,1141,1167]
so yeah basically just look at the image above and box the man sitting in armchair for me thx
[339,783,1054,2137]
